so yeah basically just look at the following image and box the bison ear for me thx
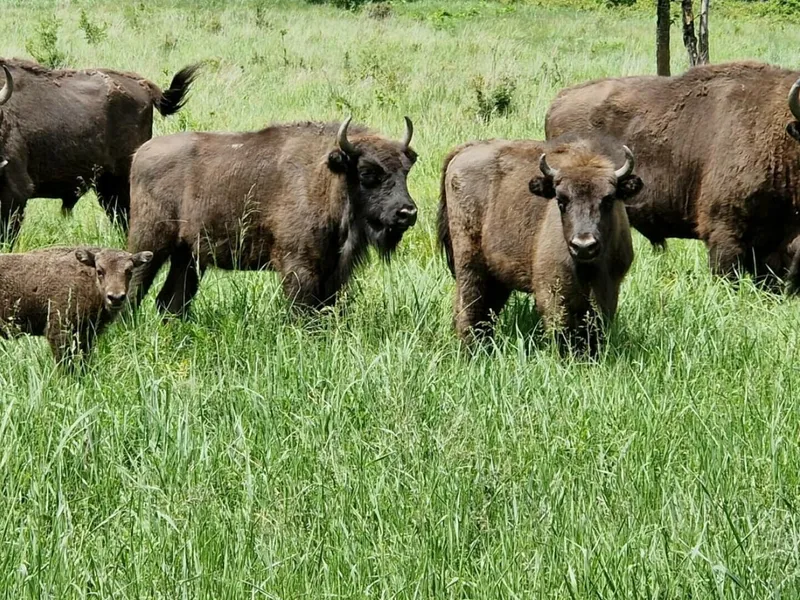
[132,251,153,267]
[787,122,800,143]
[529,176,556,199]
[327,150,350,173]
[75,249,96,267]
[616,175,643,199]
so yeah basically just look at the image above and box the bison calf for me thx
[0,247,152,364]
[438,135,642,350]
[128,117,418,317]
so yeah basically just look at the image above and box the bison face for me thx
[328,117,418,258]
[75,248,153,312]
[530,146,642,264]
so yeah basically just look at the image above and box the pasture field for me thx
[2,0,800,597]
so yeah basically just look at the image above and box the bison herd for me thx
[1,56,799,364]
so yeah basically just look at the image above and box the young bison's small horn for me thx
[401,116,413,149]
[337,116,358,156]
[0,66,13,106]
[614,145,635,180]
[539,153,557,179]
[789,77,800,122]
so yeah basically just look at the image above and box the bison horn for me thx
[539,153,558,179]
[337,116,358,157]
[789,77,800,122]
[0,66,12,106]
[614,145,635,179]
[401,116,413,150]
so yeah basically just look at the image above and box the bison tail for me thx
[438,150,460,277]
[154,63,201,117]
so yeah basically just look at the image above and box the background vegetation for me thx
[1,0,799,597]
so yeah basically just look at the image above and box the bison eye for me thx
[359,166,385,189]
[556,194,569,212]
[600,194,615,210]
[96,268,105,279]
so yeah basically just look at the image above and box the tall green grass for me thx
[0,1,799,597]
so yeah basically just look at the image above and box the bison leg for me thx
[60,192,82,218]
[454,268,510,344]
[281,261,325,311]
[46,325,93,369]
[155,246,203,318]
[706,230,745,279]
[131,249,170,308]
[95,173,131,230]
[0,204,24,248]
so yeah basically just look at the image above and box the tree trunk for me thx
[698,0,710,64]
[656,0,671,75]
[682,0,699,67]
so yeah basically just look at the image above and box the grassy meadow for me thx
[1,0,800,597]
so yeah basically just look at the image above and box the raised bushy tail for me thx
[154,63,201,116]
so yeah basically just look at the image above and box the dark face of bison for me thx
[328,117,418,257]
[786,76,800,142]
[529,146,643,263]
[75,248,153,311]
[0,66,12,177]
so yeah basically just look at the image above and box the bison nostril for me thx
[106,293,126,304]
[396,206,418,226]
[570,236,599,255]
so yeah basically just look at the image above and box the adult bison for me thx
[128,117,418,316]
[545,61,800,288]
[438,134,642,351]
[0,58,199,243]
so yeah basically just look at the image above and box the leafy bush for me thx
[367,2,393,18]
[471,75,516,123]
[25,15,68,68]
[79,9,108,45]
[305,0,371,10]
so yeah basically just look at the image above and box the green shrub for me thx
[79,9,108,45]
[471,74,516,123]
[25,15,68,69]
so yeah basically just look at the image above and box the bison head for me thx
[788,77,800,142]
[529,145,643,263]
[327,116,418,258]
[0,66,12,175]
[75,248,153,312]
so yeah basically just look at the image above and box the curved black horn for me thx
[614,145,635,179]
[337,116,358,156]
[401,116,413,149]
[0,66,13,106]
[539,153,558,179]
[789,77,800,122]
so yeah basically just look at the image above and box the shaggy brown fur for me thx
[0,58,199,243]
[127,118,418,316]
[545,61,800,287]
[438,135,642,350]
[0,247,152,364]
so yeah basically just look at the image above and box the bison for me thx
[127,117,418,316]
[0,58,199,244]
[545,61,800,288]
[0,247,152,365]
[438,135,642,350]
